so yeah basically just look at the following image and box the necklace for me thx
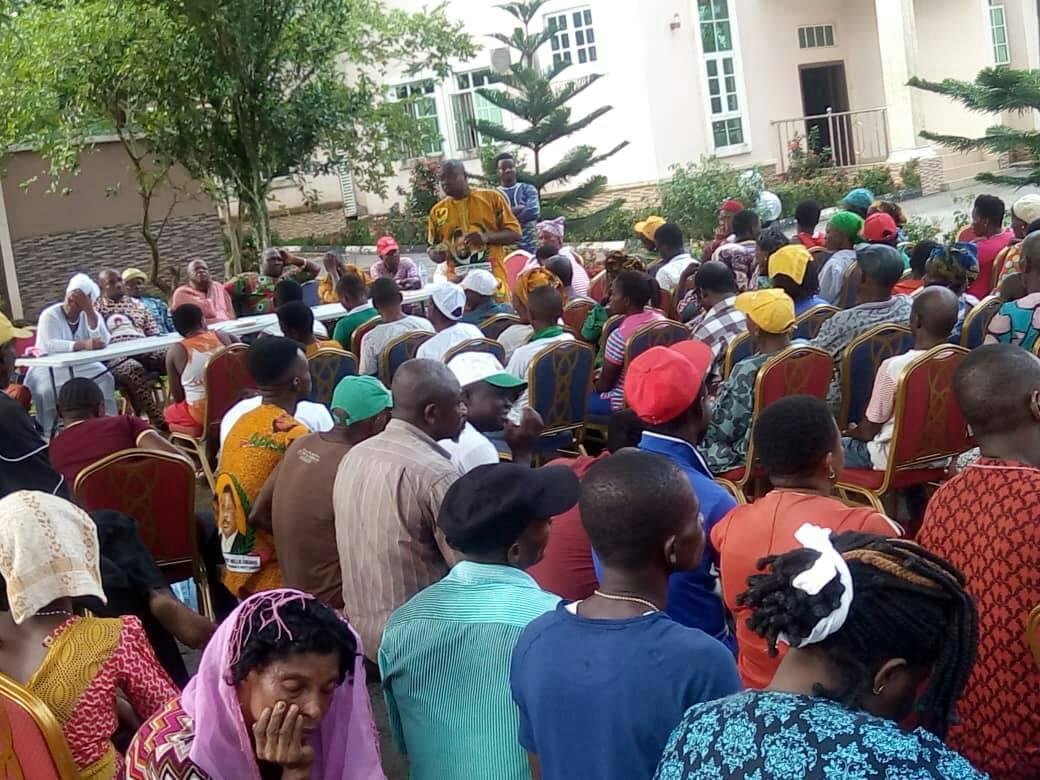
[593,590,661,612]
[35,609,74,618]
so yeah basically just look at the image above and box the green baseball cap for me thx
[331,375,392,423]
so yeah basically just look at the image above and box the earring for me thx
[827,467,837,481]
[872,684,885,696]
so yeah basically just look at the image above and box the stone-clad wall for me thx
[9,213,225,320]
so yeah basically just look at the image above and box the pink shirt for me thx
[962,227,1014,298]
[171,284,235,324]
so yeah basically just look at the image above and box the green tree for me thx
[473,0,628,224]
[909,68,1040,187]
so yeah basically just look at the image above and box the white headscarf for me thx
[66,273,101,303]
[778,524,854,649]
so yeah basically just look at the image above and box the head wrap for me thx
[926,242,980,286]
[181,589,382,780]
[779,524,854,649]
[1012,194,1040,227]
[513,266,566,307]
[603,251,646,283]
[66,273,101,303]
[720,199,745,214]
[536,217,566,240]
[0,491,106,624]
[829,211,865,244]
[842,188,875,213]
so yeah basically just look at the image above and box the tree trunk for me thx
[222,191,243,278]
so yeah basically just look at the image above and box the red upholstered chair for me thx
[504,250,533,291]
[350,316,383,357]
[562,298,596,336]
[587,270,607,302]
[74,449,214,619]
[0,673,79,779]
[717,344,834,503]
[169,343,255,492]
[836,345,970,514]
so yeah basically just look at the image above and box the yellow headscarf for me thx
[513,266,567,307]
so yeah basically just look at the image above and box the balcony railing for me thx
[770,107,890,173]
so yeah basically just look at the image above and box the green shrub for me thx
[854,166,896,199]
[903,215,942,244]
[900,159,922,190]
[660,157,762,240]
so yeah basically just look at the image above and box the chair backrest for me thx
[442,338,506,365]
[839,262,862,309]
[623,319,690,366]
[201,344,255,443]
[0,673,78,779]
[562,298,596,334]
[379,331,432,386]
[74,449,198,571]
[479,313,522,340]
[960,294,1002,349]
[527,341,596,435]
[793,305,839,341]
[350,316,383,356]
[723,331,755,380]
[656,288,674,319]
[1027,604,1040,673]
[888,346,970,468]
[307,348,358,406]
[504,250,533,291]
[839,323,914,428]
[588,270,608,302]
[301,280,320,307]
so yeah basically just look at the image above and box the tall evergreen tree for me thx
[909,68,1040,187]
[473,0,628,221]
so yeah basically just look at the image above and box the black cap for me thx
[437,464,580,554]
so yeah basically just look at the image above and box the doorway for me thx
[799,63,854,165]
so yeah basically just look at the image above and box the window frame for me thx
[449,69,505,154]
[797,24,836,50]
[695,0,751,157]
[544,5,598,68]
[391,79,445,160]
[989,4,1010,66]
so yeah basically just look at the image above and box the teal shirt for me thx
[379,561,561,780]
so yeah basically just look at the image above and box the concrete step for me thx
[940,148,987,165]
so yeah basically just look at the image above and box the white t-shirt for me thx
[219,397,334,452]
[864,349,925,470]
[262,320,329,338]
[439,422,500,473]
[655,252,696,293]
[416,322,485,362]
[358,315,435,375]
[499,324,534,361]
[505,332,575,410]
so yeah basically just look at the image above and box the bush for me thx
[900,159,922,190]
[566,205,660,243]
[396,159,441,217]
[903,215,942,244]
[660,157,762,240]
[854,166,896,199]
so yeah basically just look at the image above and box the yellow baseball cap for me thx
[768,245,813,285]
[735,289,796,334]
[0,313,32,347]
[634,216,666,242]
[122,267,148,283]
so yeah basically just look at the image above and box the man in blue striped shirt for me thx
[379,462,579,780]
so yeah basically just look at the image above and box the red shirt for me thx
[711,490,901,689]
[959,227,1014,298]
[526,454,606,601]
[918,458,1040,779]
[49,415,152,487]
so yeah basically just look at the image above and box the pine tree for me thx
[473,0,628,223]
[909,68,1040,187]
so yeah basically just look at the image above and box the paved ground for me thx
[897,180,1039,231]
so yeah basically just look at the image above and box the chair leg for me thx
[197,443,216,494]
[195,558,215,622]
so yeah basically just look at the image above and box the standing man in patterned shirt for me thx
[496,152,540,253]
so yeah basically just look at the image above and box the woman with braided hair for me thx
[655,528,985,780]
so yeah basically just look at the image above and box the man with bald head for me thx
[987,230,1040,350]
[171,259,236,324]
[428,159,522,301]
[333,358,468,659]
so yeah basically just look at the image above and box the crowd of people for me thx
[0,159,1037,780]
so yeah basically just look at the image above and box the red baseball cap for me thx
[863,212,898,243]
[376,235,399,257]
[626,340,713,425]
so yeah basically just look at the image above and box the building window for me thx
[545,7,597,66]
[798,24,835,49]
[394,80,442,157]
[450,70,505,153]
[989,5,1010,65]
[698,0,747,154]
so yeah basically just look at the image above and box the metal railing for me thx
[771,107,890,173]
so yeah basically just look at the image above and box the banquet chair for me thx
[838,262,863,310]
[308,348,358,407]
[793,305,839,341]
[960,295,1001,349]
[350,316,383,357]
[442,338,506,365]
[722,332,755,380]
[624,319,690,364]
[838,324,913,429]
[504,250,533,291]
[1027,604,1040,672]
[379,332,432,386]
[587,270,608,302]
[479,314,522,340]
[0,673,78,779]
[562,298,596,335]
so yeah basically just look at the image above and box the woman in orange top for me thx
[163,303,236,434]
[711,395,901,690]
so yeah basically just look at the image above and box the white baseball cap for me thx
[460,269,499,297]
[430,283,466,321]
[448,352,526,389]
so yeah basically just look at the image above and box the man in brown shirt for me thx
[265,375,393,609]
[333,359,467,659]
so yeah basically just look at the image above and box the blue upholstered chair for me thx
[514,340,595,457]
[623,319,690,365]
[301,280,320,308]
[379,332,432,386]
[442,338,506,365]
[722,332,755,380]
[838,323,914,428]
[960,295,1001,349]
[308,348,358,406]
[793,305,839,341]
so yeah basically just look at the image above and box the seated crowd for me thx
[0,182,1039,780]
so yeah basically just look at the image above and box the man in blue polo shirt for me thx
[624,339,736,651]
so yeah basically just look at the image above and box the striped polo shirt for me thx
[379,561,561,780]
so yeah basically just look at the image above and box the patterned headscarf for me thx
[926,242,980,286]
[536,217,566,240]
[829,211,865,244]
[603,251,646,282]
[842,188,875,214]
[0,491,106,624]
[514,266,566,306]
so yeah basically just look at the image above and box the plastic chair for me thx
[1027,604,1040,672]
[379,332,432,386]
[722,331,755,380]
[838,262,862,310]
[526,340,595,455]
[0,673,78,779]
[308,348,358,407]
[836,346,971,513]
[623,319,690,365]
[301,280,320,308]
[479,314,522,340]
[169,344,255,492]
[838,324,914,429]
[960,295,1002,349]
[504,250,533,291]
[350,316,383,357]
[716,345,835,502]
[75,448,214,619]
[793,305,839,341]
[442,338,506,365]
[562,298,596,335]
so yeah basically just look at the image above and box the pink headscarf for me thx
[181,590,384,780]
[536,217,566,239]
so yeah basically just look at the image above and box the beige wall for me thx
[2,140,214,241]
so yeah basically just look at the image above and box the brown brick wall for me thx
[270,208,348,241]
[8,212,225,320]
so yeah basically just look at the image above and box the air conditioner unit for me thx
[490,47,512,74]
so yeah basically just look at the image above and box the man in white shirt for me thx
[442,352,544,470]
[359,277,435,375]
[654,223,696,294]
[261,278,329,338]
[417,283,484,362]
[504,285,574,411]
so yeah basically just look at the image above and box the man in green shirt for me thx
[379,463,579,780]
[331,271,378,351]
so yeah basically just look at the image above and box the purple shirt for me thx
[370,257,421,287]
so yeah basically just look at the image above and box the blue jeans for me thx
[841,437,874,469]
[587,390,613,417]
